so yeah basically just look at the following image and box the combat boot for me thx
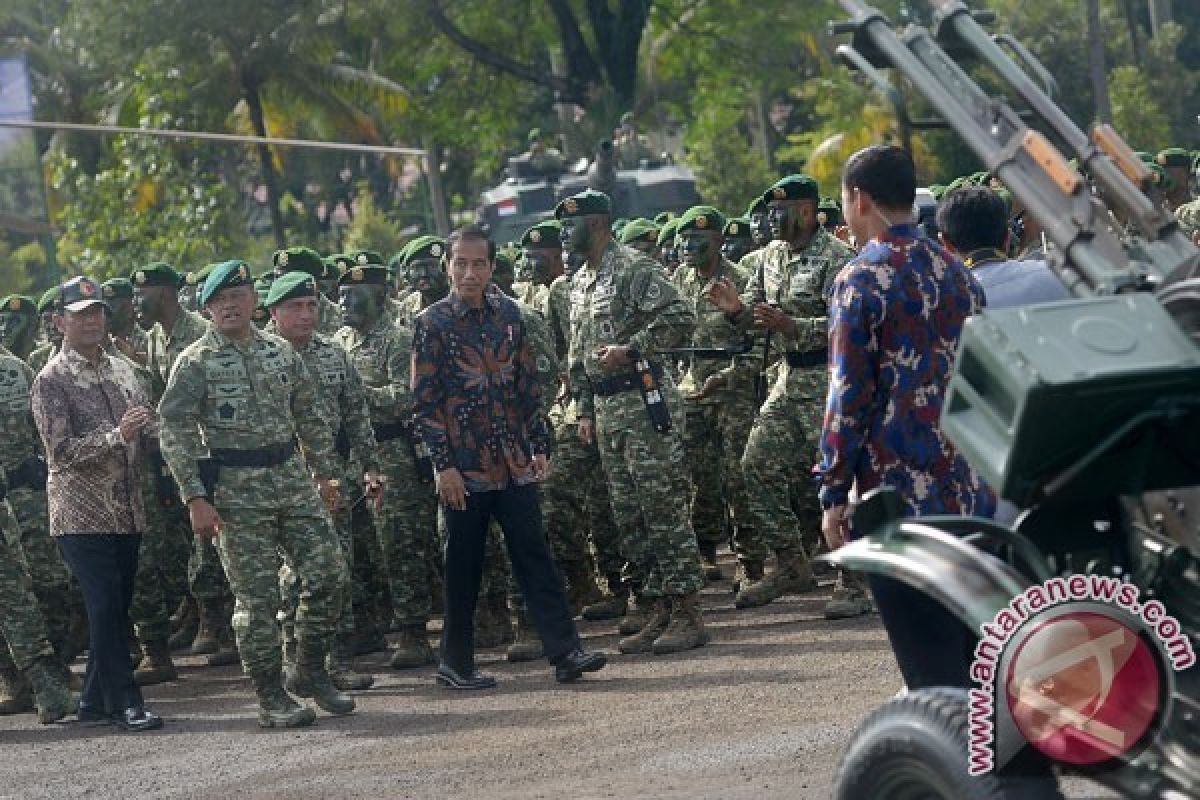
[24,657,78,724]
[617,594,651,635]
[505,610,544,662]
[328,635,374,691]
[823,569,873,620]
[133,639,178,686]
[582,586,627,621]
[390,625,436,669]
[734,548,817,608]
[291,638,355,715]
[206,609,240,667]
[190,599,219,655]
[0,660,33,714]
[731,560,764,595]
[699,542,724,582]
[617,599,671,654]
[652,593,711,655]
[252,669,316,729]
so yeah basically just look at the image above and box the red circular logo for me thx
[1005,611,1162,766]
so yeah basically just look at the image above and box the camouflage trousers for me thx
[211,475,348,677]
[593,385,704,598]
[682,395,766,566]
[130,467,192,643]
[353,504,391,638]
[0,504,56,672]
[6,487,81,658]
[741,388,824,555]
[375,439,438,627]
[542,408,624,590]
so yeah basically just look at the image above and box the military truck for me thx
[477,139,703,244]
[824,2,1200,799]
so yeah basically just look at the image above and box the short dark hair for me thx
[447,224,496,261]
[935,186,1009,253]
[842,145,916,210]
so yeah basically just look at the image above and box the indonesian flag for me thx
[496,197,518,216]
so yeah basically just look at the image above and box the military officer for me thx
[720,217,755,264]
[393,237,450,326]
[159,259,354,728]
[272,246,342,335]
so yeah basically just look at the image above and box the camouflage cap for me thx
[722,217,752,239]
[199,259,253,306]
[59,276,108,313]
[656,217,681,248]
[764,174,819,204]
[272,246,325,277]
[520,220,562,250]
[676,205,726,235]
[617,218,660,245]
[401,236,446,266]
[554,189,612,220]
[1156,147,1191,168]
[101,277,133,300]
[0,295,36,315]
[36,287,60,314]
[264,270,319,308]
[337,264,388,288]
[130,261,182,288]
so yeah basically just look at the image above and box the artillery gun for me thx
[825,2,1200,797]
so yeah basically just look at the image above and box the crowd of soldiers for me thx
[0,139,1197,729]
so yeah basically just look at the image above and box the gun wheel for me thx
[833,687,1064,800]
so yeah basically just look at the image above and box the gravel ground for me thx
[0,558,1120,799]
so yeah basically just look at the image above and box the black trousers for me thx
[866,573,976,690]
[441,484,579,673]
[57,534,144,714]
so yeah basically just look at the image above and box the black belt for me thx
[334,426,352,458]
[210,441,296,468]
[592,362,664,398]
[374,421,409,443]
[784,349,828,369]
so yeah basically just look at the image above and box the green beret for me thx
[0,295,35,315]
[101,278,133,300]
[385,253,405,276]
[656,218,681,248]
[521,220,562,249]
[676,205,726,235]
[184,263,215,288]
[723,217,752,239]
[745,196,767,217]
[36,287,60,314]
[199,259,253,306]
[337,264,388,288]
[611,218,630,236]
[617,218,660,245]
[273,246,325,277]
[130,261,182,288]
[653,211,674,226]
[1136,151,1155,164]
[264,270,319,308]
[945,176,971,194]
[554,189,612,220]
[1156,147,1191,168]
[969,171,991,186]
[345,249,385,268]
[763,174,819,204]
[402,236,446,265]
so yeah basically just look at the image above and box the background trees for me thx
[0,0,1195,287]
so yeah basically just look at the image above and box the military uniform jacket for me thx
[733,229,855,399]
[0,346,40,474]
[334,311,414,429]
[294,332,380,476]
[147,308,209,399]
[392,292,425,329]
[158,327,337,506]
[671,258,761,405]
[544,276,572,363]
[567,240,696,418]
[317,294,342,336]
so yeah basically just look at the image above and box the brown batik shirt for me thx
[31,345,149,536]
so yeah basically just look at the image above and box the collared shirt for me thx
[412,287,550,493]
[31,345,149,536]
[819,224,996,518]
[968,256,1071,309]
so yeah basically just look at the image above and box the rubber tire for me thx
[833,687,1064,800]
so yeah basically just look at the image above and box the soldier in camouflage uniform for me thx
[334,258,439,670]
[101,279,149,364]
[26,288,63,375]
[617,218,661,256]
[136,262,237,663]
[0,344,82,675]
[160,259,353,728]
[720,217,755,264]
[0,295,40,361]
[265,269,383,692]
[272,246,342,336]
[560,189,710,656]
[0,492,77,723]
[671,206,767,585]
[655,217,682,275]
[708,174,861,614]
[393,236,450,326]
